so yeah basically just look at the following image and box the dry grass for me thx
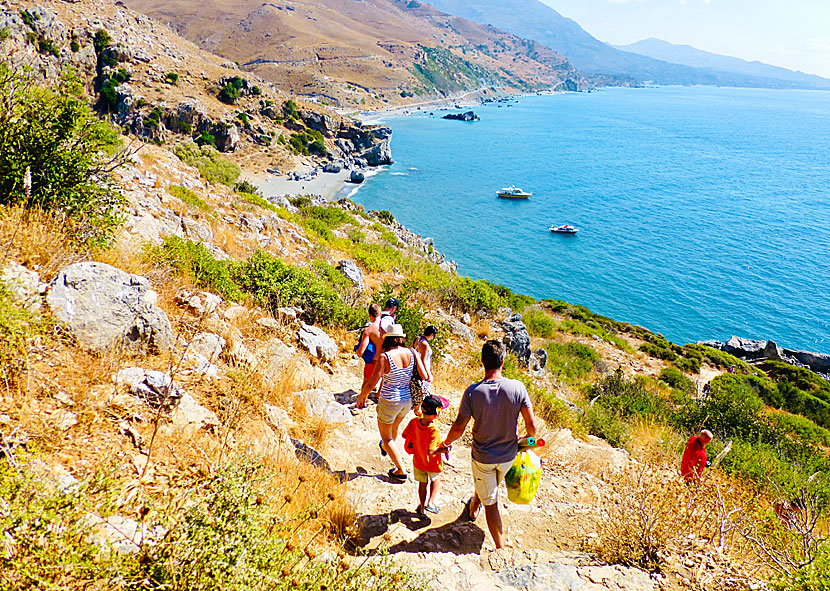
[0,206,84,281]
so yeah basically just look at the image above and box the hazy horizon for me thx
[542,0,830,79]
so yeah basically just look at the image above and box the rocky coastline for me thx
[702,336,830,379]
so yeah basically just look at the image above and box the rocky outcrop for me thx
[336,260,364,290]
[442,111,480,122]
[339,124,393,167]
[298,324,338,362]
[1,262,45,313]
[294,389,353,424]
[349,170,365,184]
[116,368,184,410]
[704,336,830,378]
[47,262,172,353]
[502,313,532,366]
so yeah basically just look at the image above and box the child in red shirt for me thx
[403,394,449,516]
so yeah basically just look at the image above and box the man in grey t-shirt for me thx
[438,340,537,549]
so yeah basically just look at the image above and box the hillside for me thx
[421,0,830,90]
[1,0,829,590]
[121,0,585,107]
[615,38,830,90]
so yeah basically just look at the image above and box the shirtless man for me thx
[357,304,384,393]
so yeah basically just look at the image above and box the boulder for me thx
[294,389,353,424]
[323,162,342,174]
[174,289,221,316]
[336,260,364,290]
[171,392,220,432]
[531,348,548,371]
[1,261,45,312]
[190,332,225,360]
[442,111,480,122]
[782,349,830,374]
[298,324,338,362]
[116,368,184,410]
[502,317,531,366]
[723,336,782,361]
[349,170,365,184]
[461,313,471,326]
[213,122,240,152]
[47,262,172,353]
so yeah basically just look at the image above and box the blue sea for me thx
[351,87,830,353]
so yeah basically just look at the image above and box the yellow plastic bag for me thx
[505,450,541,504]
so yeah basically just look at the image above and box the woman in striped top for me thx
[357,323,431,481]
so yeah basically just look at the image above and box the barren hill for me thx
[122,0,584,106]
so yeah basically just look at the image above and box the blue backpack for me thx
[354,330,376,363]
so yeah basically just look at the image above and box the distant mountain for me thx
[122,0,584,108]
[615,38,830,89]
[421,0,830,89]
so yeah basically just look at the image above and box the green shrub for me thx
[168,185,210,211]
[375,210,395,225]
[165,72,178,85]
[37,37,60,57]
[768,412,830,447]
[299,205,356,229]
[559,319,631,351]
[173,142,240,185]
[683,344,749,372]
[0,457,125,588]
[69,39,80,52]
[545,341,599,382]
[675,374,767,440]
[251,86,261,96]
[659,366,695,394]
[583,404,630,448]
[218,76,247,104]
[236,250,361,327]
[352,243,403,272]
[234,179,261,196]
[0,65,125,246]
[194,130,216,148]
[639,342,677,361]
[238,192,278,213]
[524,309,558,338]
[591,370,668,422]
[150,236,242,302]
[672,355,701,374]
[282,99,301,120]
[93,29,111,54]
[771,544,830,591]
[289,130,327,156]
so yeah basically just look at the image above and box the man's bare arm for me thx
[520,406,538,439]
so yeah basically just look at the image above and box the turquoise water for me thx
[351,87,830,353]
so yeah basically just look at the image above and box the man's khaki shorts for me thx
[471,457,515,506]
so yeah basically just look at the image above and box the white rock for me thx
[0,261,44,313]
[171,392,220,431]
[190,332,225,360]
[298,323,338,362]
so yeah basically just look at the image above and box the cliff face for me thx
[0,0,391,173]
[120,0,586,107]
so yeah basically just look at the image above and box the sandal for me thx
[379,440,387,457]
[387,468,407,482]
[465,497,481,521]
[415,505,427,518]
[425,504,440,515]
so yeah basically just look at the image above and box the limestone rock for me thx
[116,368,184,410]
[298,323,338,362]
[530,348,548,371]
[260,338,298,380]
[461,312,472,325]
[86,514,165,555]
[436,310,475,344]
[294,389,352,424]
[349,170,365,184]
[256,317,281,331]
[723,336,782,361]
[1,261,45,312]
[502,316,531,366]
[47,262,172,353]
[336,260,364,290]
[171,392,220,432]
[190,332,225,360]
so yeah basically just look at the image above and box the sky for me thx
[542,0,830,78]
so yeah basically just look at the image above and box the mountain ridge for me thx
[420,0,830,90]
[615,38,830,89]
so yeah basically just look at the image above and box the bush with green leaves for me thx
[282,99,301,120]
[218,76,247,105]
[523,309,558,338]
[236,250,362,327]
[173,142,240,185]
[374,210,395,225]
[545,341,599,382]
[289,130,327,156]
[0,285,46,383]
[658,366,695,394]
[0,64,126,246]
[767,412,830,447]
[149,236,242,302]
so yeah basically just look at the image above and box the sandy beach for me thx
[248,167,383,203]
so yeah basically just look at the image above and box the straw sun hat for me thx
[384,324,406,339]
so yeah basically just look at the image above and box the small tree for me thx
[0,64,127,246]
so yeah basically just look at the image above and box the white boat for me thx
[497,186,531,199]
[550,224,579,234]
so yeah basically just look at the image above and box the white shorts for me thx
[471,457,515,506]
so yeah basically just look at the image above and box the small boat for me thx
[497,186,532,199]
[550,224,579,234]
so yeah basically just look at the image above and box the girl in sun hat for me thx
[357,324,432,482]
